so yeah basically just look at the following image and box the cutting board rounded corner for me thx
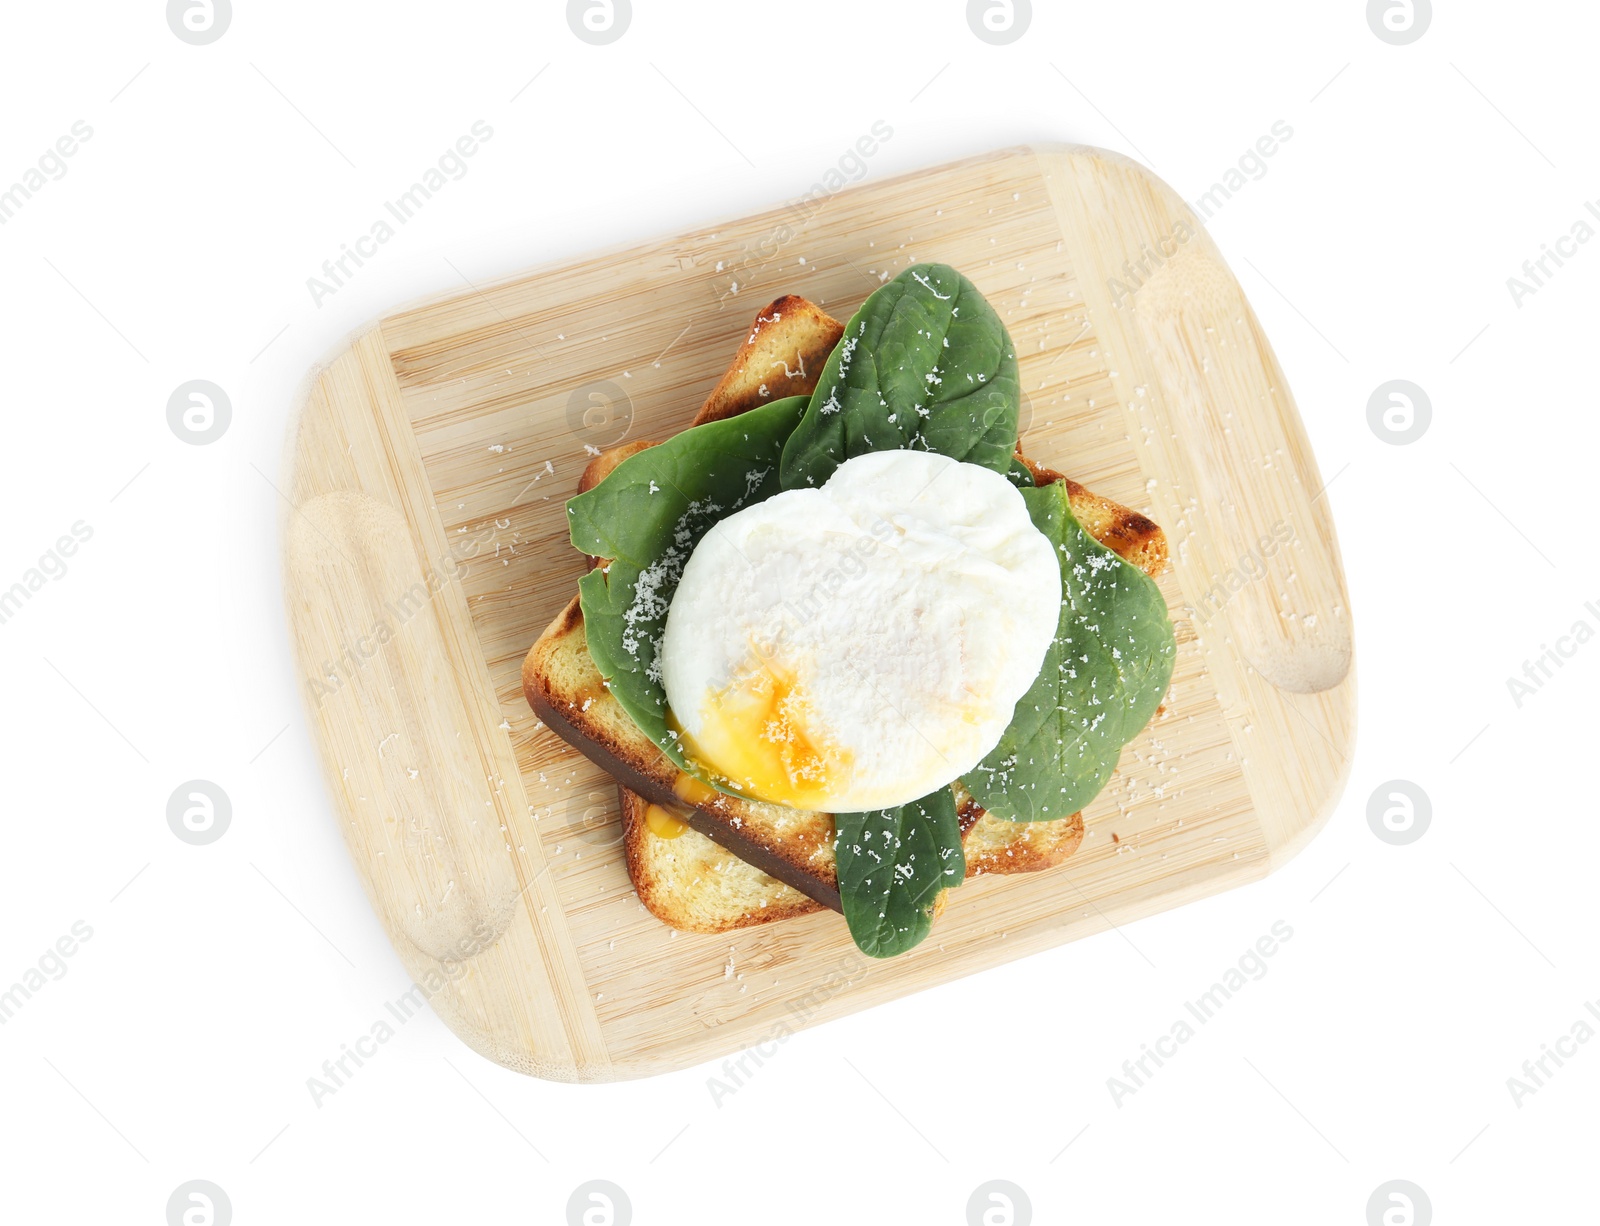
[283,323,616,1082]
[283,322,385,471]
[1260,699,1358,876]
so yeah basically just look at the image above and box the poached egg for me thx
[659,449,1060,812]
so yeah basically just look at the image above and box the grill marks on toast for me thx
[1016,452,1168,576]
[522,294,1167,933]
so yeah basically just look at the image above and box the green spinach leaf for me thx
[963,480,1176,821]
[570,395,808,773]
[779,263,1021,490]
[835,787,966,959]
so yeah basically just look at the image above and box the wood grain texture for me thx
[282,143,1355,1081]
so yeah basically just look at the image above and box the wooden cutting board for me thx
[283,143,1354,1081]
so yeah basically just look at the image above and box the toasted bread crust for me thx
[1019,451,1169,576]
[579,439,659,497]
[964,810,1086,875]
[693,295,844,425]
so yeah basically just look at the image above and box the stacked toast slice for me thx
[523,295,1168,933]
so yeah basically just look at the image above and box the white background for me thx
[1,1,1595,1223]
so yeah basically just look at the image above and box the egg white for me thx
[660,449,1060,812]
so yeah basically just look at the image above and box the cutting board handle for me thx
[287,489,526,963]
[282,332,608,1079]
[1032,143,1353,698]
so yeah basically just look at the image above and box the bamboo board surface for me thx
[282,144,1355,1081]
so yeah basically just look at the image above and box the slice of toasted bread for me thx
[523,294,1168,931]
[693,295,845,426]
[619,787,824,932]
[619,785,987,933]
[524,599,991,912]
[524,462,1163,918]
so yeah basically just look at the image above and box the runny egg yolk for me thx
[670,650,850,809]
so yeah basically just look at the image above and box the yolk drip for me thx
[672,772,718,807]
[670,653,848,809]
[644,803,690,840]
